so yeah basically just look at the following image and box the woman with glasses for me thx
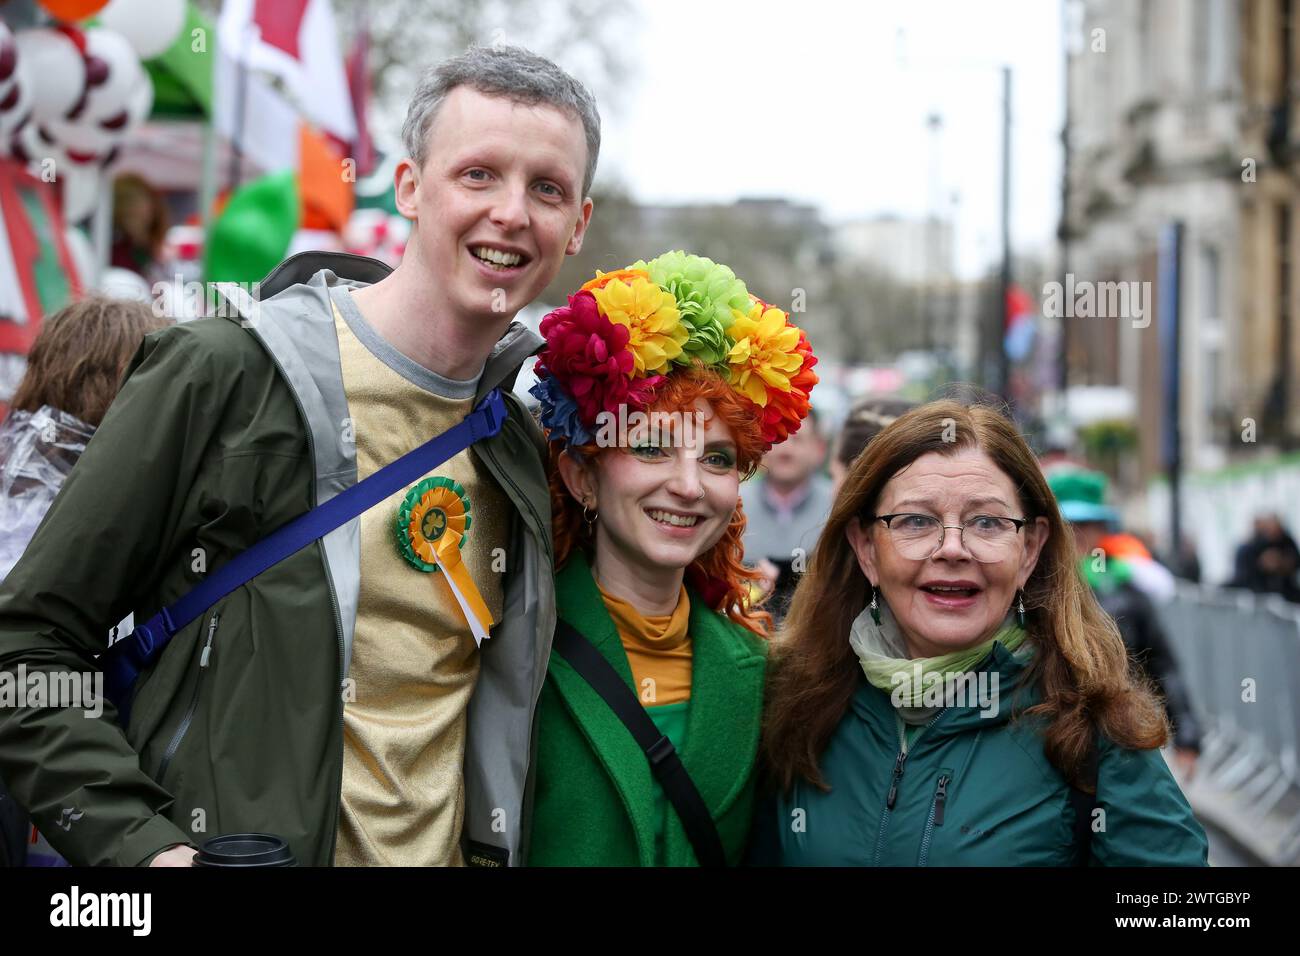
[750,400,1207,866]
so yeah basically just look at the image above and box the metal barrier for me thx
[1158,583,1300,863]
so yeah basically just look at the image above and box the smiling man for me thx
[0,47,597,867]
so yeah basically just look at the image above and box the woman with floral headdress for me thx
[525,251,818,866]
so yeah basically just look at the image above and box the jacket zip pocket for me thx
[156,612,220,785]
[917,770,953,867]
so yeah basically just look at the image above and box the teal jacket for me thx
[527,553,767,866]
[752,642,1209,866]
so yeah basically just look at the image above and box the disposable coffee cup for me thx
[192,833,296,867]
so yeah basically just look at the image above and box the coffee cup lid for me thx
[193,833,296,867]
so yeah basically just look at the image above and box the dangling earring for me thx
[582,500,597,528]
[869,585,881,626]
[1016,589,1026,628]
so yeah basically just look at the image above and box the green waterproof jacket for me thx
[527,553,767,866]
[751,641,1209,866]
[0,253,556,867]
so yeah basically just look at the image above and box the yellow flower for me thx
[591,277,687,376]
[725,301,804,407]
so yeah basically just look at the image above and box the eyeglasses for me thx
[872,513,1028,563]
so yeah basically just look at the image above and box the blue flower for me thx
[529,373,595,446]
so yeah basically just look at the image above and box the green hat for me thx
[1047,468,1118,525]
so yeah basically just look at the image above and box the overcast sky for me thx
[597,0,1065,278]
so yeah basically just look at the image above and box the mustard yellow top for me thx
[596,582,693,706]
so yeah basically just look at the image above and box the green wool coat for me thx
[526,553,767,866]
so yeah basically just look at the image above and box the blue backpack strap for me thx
[102,388,508,722]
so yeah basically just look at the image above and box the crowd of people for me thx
[0,46,1211,868]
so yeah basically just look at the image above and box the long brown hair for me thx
[762,399,1168,793]
[9,296,170,427]
[548,364,772,635]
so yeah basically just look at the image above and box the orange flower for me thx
[580,268,651,293]
[759,328,819,448]
[725,301,805,407]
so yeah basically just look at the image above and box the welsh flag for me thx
[217,0,356,142]
[208,0,357,283]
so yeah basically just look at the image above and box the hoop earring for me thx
[582,501,597,528]
[1016,589,1026,629]
[869,585,881,626]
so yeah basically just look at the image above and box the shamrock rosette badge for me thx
[528,250,818,453]
[396,476,494,644]
[397,476,470,572]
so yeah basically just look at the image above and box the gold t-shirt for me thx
[330,290,508,866]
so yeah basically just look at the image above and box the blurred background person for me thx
[0,295,169,868]
[741,409,831,623]
[1097,529,1177,603]
[1162,533,1202,585]
[109,175,170,284]
[1049,468,1201,779]
[1228,513,1300,602]
[830,397,916,497]
[0,296,170,580]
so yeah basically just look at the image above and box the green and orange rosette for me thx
[396,476,493,643]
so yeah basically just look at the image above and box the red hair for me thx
[547,364,772,636]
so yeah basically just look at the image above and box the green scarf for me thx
[850,605,1028,708]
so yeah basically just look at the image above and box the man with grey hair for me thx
[0,46,597,867]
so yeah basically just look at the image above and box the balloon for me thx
[37,0,110,22]
[0,58,32,137]
[97,0,185,60]
[40,31,153,168]
[81,28,143,121]
[122,71,152,126]
[0,22,16,84]
[81,67,149,138]
[13,29,86,123]
[0,74,19,113]
[205,172,301,285]
[6,122,67,172]
[43,115,119,162]
[60,164,101,225]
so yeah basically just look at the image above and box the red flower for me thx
[757,328,819,448]
[537,291,662,426]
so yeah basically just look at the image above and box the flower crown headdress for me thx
[529,251,818,452]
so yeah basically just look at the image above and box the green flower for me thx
[631,251,750,367]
